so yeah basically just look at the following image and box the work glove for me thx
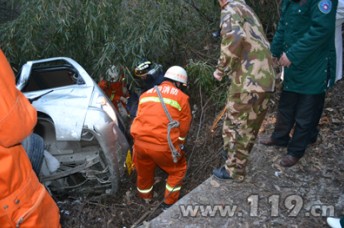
[120,96,128,103]
[213,69,224,81]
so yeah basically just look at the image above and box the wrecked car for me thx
[16,57,131,195]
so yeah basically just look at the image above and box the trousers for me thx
[133,143,186,205]
[223,92,271,180]
[272,90,325,158]
[22,133,45,176]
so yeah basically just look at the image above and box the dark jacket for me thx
[271,0,337,94]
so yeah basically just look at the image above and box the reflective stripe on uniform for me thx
[137,186,153,194]
[140,97,182,111]
[166,184,181,192]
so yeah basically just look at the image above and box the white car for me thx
[16,57,131,195]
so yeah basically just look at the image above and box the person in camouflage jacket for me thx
[212,0,275,181]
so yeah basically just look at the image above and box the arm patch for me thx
[318,0,332,14]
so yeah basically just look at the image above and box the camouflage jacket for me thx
[216,0,275,94]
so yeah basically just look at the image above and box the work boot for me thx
[279,155,300,167]
[259,135,288,147]
[221,149,228,160]
[213,166,232,180]
[327,217,342,228]
[160,202,172,211]
[143,198,152,204]
[309,133,322,146]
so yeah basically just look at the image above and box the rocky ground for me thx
[57,79,344,228]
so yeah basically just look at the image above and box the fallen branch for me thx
[130,202,162,228]
[210,106,227,133]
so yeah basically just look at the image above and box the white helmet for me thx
[164,66,188,85]
[106,65,119,82]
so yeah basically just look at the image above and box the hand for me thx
[120,96,128,103]
[272,57,279,67]
[278,52,291,67]
[213,69,223,81]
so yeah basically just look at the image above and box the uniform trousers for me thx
[271,90,325,158]
[133,143,186,205]
[223,92,270,180]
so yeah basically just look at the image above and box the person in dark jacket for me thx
[260,0,337,167]
[127,60,164,119]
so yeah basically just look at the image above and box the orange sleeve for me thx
[179,96,192,139]
[98,80,107,90]
[0,50,37,148]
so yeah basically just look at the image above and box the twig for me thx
[210,106,227,133]
[183,0,215,23]
[130,202,162,228]
[85,201,109,208]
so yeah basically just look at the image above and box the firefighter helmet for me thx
[134,60,153,77]
[106,65,119,82]
[164,66,188,85]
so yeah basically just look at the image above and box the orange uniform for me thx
[98,78,127,110]
[130,81,192,205]
[0,50,61,227]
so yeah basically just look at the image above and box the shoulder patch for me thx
[318,0,332,14]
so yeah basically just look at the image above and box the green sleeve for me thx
[286,0,336,66]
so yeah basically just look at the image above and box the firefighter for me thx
[98,65,129,114]
[130,66,192,208]
[0,50,61,227]
[127,60,165,119]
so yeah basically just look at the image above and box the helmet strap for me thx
[175,82,181,88]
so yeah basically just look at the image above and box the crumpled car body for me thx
[16,57,131,195]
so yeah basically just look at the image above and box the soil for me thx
[57,79,344,228]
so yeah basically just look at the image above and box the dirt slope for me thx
[58,80,344,227]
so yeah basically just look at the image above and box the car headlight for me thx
[96,96,118,124]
